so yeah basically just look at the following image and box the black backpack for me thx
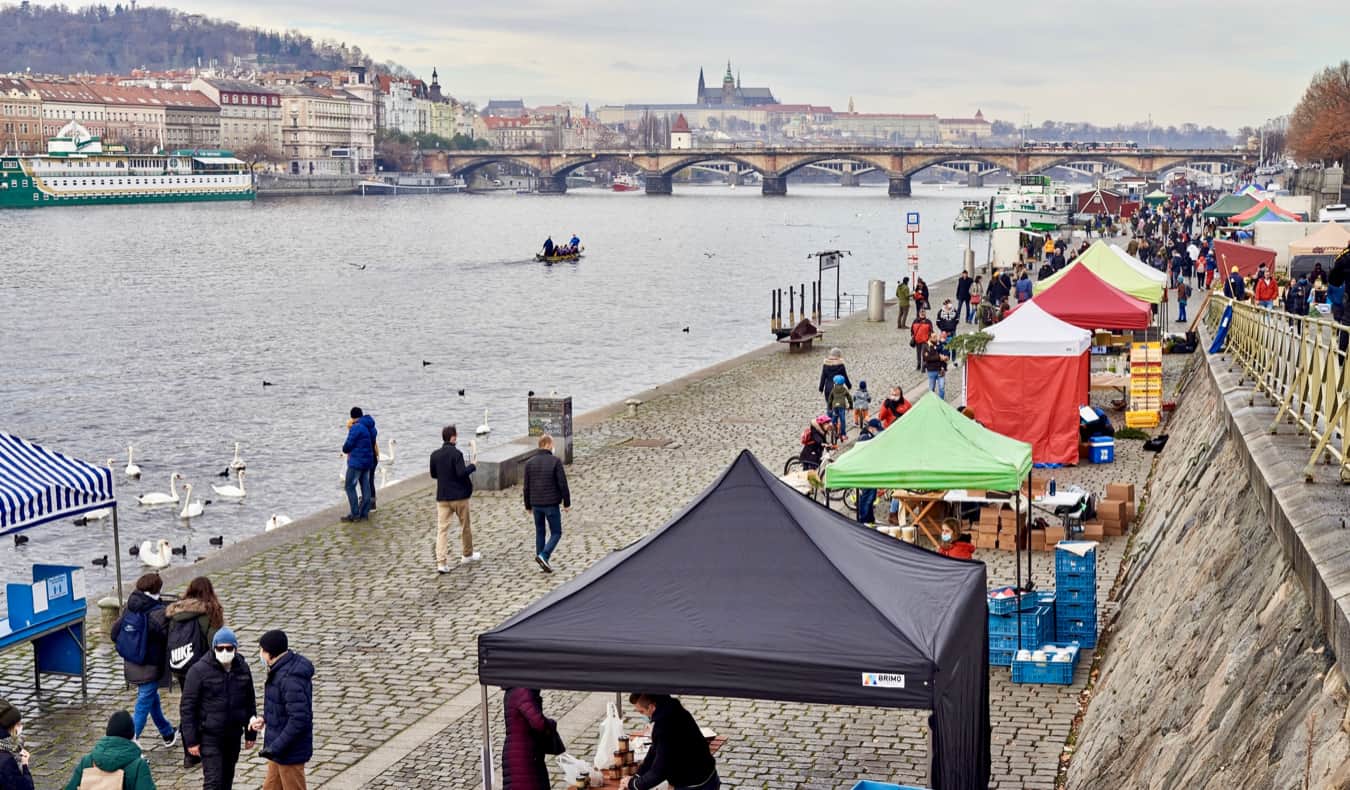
[166,615,209,676]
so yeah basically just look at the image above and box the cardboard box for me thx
[975,532,998,550]
[1102,519,1126,537]
[1125,502,1137,522]
[977,521,1000,535]
[1082,521,1105,540]
[1029,530,1046,551]
[1044,526,1066,545]
[1106,483,1135,502]
[1098,499,1127,522]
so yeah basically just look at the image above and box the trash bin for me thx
[867,279,885,322]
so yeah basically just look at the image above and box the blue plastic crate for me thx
[988,604,1051,637]
[1011,647,1079,685]
[989,647,1013,667]
[1054,580,1097,603]
[1055,544,1098,578]
[987,586,1038,615]
[849,782,931,790]
[989,633,1020,652]
[1058,601,1097,621]
[1057,619,1097,649]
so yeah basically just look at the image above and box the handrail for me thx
[1204,296,1350,482]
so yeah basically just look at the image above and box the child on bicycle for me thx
[828,374,853,440]
[799,415,831,470]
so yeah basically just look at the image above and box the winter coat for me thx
[969,282,984,302]
[262,651,315,766]
[818,358,849,395]
[429,442,476,502]
[180,655,257,748]
[63,736,155,790]
[894,282,911,307]
[1253,276,1279,303]
[1224,273,1247,301]
[877,397,911,428]
[111,590,170,685]
[164,597,220,681]
[501,688,555,790]
[852,389,871,411]
[909,319,933,346]
[1285,281,1309,316]
[631,697,716,790]
[342,415,378,471]
[955,275,972,301]
[1015,276,1033,302]
[522,450,570,509]
[935,306,959,335]
[828,383,853,410]
[0,737,32,790]
[924,346,948,374]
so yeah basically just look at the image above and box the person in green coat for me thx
[64,711,156,790]
[895,277,912,329]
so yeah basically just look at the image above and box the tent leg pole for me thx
[1015,489,1023,651]
[111,506,125,608]
[926,720,933,788]
[616,691,623,712]
[481,684,494,790]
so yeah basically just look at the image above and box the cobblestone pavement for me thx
[12,271,1170,789]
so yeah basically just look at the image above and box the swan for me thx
[265,514,293,532]
[475,410,491,436]
[377,466,390,489]
[178,483,206,519]
[137,473,183,505]
[212,470,246,498]
[138,539,172,569]
[229,442,246,472]
[124,445,141,479]
[380,438,397,464]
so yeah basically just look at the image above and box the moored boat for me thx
[953,199,991,230]
[611,174,642,192]
[990,174,1073,231]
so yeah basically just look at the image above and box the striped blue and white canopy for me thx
[0,432,116,535]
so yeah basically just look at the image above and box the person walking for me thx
[523,435,571,574]
[1014,271,1033,304]
[111,572,178,748]
[0,700,31,790]
[430,424,480,573]
[502,688,560,790]
[181,627,257,790]
[935,299,959,337]
[167,577,226,687]
[1176,279,1190,323]
[909,311,933,371]
[254,630,314,790]
[913,278,930,313]
[817,348,850,407]
[62,711,155,790]
[827,374,853,441]
[967,275,983,323]
[923,341,949,400]
[341,407,377,522]
[894,277,911,329]
[955,271,972,324]
[851,380,871,429]
[619,694,719,790]
[1253,268,1279,309]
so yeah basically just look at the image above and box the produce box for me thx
[1102,520,1126,537]
[1044,526,1066,545]
[1125,502,1137,521]
[1106,483,1134,502]
[1097,499,1127,521]
[975,532,998,550]
[1081,522,1105,540]
[1011,643,1081,685]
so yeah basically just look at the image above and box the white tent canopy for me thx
[985,302,1091,357]
[1290,223,1350,255]
[1108,244,1169,283]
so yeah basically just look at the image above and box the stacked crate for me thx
[1126,341,1162,428]
[988,591,1055,667]
[1054,542,1098,649]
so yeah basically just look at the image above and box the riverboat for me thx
[611,174,642,192]
[535,251,583,264]
[358,174,466,195]
[990,174,1073,231]
[953,199,991,230]
[0,122,253,209]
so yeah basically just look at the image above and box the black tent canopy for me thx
[478,450,991,789]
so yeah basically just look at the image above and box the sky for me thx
[124,0,1350,129]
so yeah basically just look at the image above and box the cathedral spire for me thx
[724,60,733,84]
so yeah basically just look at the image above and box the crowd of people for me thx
[541,234,583,258]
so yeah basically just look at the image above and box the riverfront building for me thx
[277,84,375,175]
[0,77,44,154]
[189,77,283,154]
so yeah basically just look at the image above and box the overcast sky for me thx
[159,0,1346,129]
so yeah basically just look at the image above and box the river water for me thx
[1,182,994,586]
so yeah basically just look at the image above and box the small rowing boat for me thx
[535,251,583,263]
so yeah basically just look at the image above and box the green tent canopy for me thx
[824,395,1033,491]
[1143,189,1169,206]
[1032,240,1164,303]
[1201,193,1258,220]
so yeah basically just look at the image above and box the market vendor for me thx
[620,693,719,790]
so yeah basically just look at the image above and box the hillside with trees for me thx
[0,2,404,75]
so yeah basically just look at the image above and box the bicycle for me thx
[783,443,847,507]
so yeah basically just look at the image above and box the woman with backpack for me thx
[111,573,177,748]
[166,577,225,687]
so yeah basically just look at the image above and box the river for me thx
[1,182,995,587]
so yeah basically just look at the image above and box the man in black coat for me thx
[111,572,178,746]
[181,628,256,790]
[523,434,571,574]
[620,694,718,790]
[954,271,972,324]
[255,630,315,789]
[430,424,479,573]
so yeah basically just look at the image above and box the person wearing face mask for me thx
[619,693,718,790]
[180,628,257,790]
[0,699,32,790]
[252,630,314,790]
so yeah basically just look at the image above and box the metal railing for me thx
[1205,295,1350,482]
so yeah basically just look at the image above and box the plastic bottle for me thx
[1048,476,1057,496]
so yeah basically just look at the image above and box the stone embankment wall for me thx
[1289,164,1345,214]
[1069,355,1350,789]
[255,174,360,196]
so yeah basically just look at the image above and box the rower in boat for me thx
[542,236,555,257]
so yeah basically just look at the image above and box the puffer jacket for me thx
[828,383,853,410]
[111,590,170,685]
[501,688,555,790]
[262,651,315,766]
[523,450,570,509]
[818,358,849,395]
[63,736,155,790]
[342,415,378,470]
[180,655,256,748]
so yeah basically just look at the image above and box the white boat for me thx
[990,175,1074,231]
[953,199,990,231]
[358,174,466,195]
[1319,203,1349,223]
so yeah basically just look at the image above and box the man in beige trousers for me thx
[430,424,480,573]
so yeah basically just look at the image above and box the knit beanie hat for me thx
[0,700,19,730]
[106,710,135,740]
[213,627,238,647]
[259,629,288,656]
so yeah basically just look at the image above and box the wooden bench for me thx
[776,330,824,353]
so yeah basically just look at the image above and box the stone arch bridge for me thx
[442,146,1254,196]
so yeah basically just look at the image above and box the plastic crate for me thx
[1057,618,1097,649]
[849,782,931,790]
[1055,584,1096,605]
[988,604,1051,637]
[1011,645,1080,685]
[1125,410,1160,428]
[989,647,1014,667]
[987,586,1038,615]
[1055,544,1098,578]
[1058,600,1096,621]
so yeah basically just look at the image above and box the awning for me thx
[0,432,115,535]
[192,156,244,166]
[1034,241,1164,303]
[984,302,1091,356]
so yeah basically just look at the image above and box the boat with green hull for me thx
[1,121,254,209]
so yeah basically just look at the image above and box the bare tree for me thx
[1286,61,1350,165]
[236,134,283,172]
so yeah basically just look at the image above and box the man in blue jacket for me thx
[341,407,377,522]
[253,630,313,790]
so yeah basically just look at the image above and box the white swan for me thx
[377,466,390,489]
[475,410,491,436]
[124,445,141,479]
[380,438,396,464]
[229,442,246,472]
[178,483,206,519]
[139,539,172,569]
[137,473,183,506]
[212,470,246,498]
[265,514,293,532]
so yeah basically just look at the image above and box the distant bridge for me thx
[443,146,1255,196]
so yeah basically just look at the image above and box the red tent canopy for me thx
[1029,265,1152,330]
[1213,238,1276,278]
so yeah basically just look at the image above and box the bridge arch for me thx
[657,153,769,179]
[448,155,544,179]
[899,154,1008,179]
[772,152,895,178]
[1031,156,1146,177]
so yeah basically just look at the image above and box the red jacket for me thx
[910,319,933,345]
[877,398,912,428]
[1254,277,1279,303]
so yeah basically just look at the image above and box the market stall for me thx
[1143,188,1169,207]
[1201,193,1259,222]
[1213,238,1277,278]
[1033,241,1164,304]
[1107,244,1168,285]
[1030,264,1153,330]
[965,303,1091,465]
[1231,199,1303,225]
[478,449,991,790]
